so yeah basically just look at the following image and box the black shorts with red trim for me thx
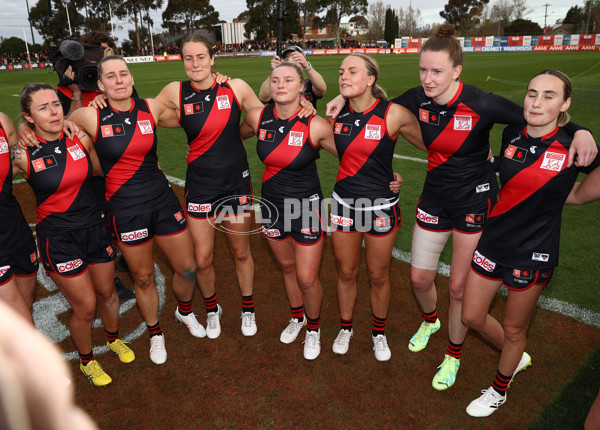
[471,249,554,291]
[260,191,324,245]
[185,182,253,219]
[0,236,39,285]
[110,192,187,246]
[38,221,116,277]
[329,196,400,237]
[415,194,495,233]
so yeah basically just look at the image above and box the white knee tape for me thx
[411,225,451,270]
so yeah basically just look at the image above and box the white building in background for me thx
[339,21,369,37]
[214,21,255,45]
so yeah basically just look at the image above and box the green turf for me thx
[2,52,598,315]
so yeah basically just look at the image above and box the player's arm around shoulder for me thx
[68,107,99,142]
[240,107,262,141]
[155,81,181,111]
[310,115,337,157]
[229,78,264,112]
[4,114,28,177]
[147,98,180,128]
[388,103,426,151]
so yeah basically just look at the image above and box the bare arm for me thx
[155,81,182,113]
[566,166,600,204]
[1,113,27,177]
[326,94,346,119]
[240,107,261,141]
[258,76,273,104]
[147,98,181,129]
[229,78,264,113]
[387,104,426,152]
[309,116,337,157]
[569,130,598,168]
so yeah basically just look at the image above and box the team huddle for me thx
[1,24,599,419]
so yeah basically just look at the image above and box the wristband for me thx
[71,96,83,101]
[303,62,313,72]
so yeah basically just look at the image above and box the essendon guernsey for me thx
[95,98,172,216]
[256,105,321,202]
[0,120,33,254]
[179,80,251,197]
[393,82,528,207]
[476,124,600,268]
[333,99,397,200]
[25,134,101,232]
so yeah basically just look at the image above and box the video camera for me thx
[51,38,106,91]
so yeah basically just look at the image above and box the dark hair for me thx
[420,24,463,67]
[531,69,572,126]
[80,31,116,51]
[98,55,130,79]
[181,34,215,58]
[281,45,304,59]
[346,53,387,100]
[20,83,58,129]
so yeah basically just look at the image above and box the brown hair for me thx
[181,34,215,58]
[97,55,130,79]
[80,31,116,52]
[20,83,58,129]
[531,69,572,126]
[271,62,305,83]
[347,53,387,100]
[420,24,463,67]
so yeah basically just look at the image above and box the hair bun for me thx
[435,24,456,38]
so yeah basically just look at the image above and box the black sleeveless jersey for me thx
[179,80,251,197]
[333,99,397,201]
[256,105,321,202]
[95,98,172,216]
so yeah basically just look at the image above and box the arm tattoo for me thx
[9,144,23,160]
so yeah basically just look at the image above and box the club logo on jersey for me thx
[417,208,438,224]
[239,195,250,205]
[540,151,566,172]
[473,250,496,272]
[137,120,153,135]
[476,183,490,193]
[418,109,440,125]
[465,213,484,224]
[330,214,353,227]
[261,227,281,238]
[375,217,391,232]
[57,258,84,273]
[513,269,532,279]
[304,93,313,101]
[174,211,184,222]
[101,124,125,137]
[0,137,8,154]
[187,202,212,213]
[216,95,231,110]
[184,102,204,115]
[532,252,550,262]
[454,115,472,131]
[31,155,58,172]
[0,265,9,277]
[364,124,381,140]
[334,123,352,135]
[259,129,275,142]
[505,144,528,163]
[30,252,37,263]
[106,245,114,256]
[67,143,86,161]
[288,131,304,146]
[121,228,149,242]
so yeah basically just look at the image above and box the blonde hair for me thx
[346,53,387,100]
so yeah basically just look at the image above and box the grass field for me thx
[2,51,600,428]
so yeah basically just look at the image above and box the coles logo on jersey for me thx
[101,124,125,137]
[473,250,496,272]
[188,202,212,213]
[364,124,381,140]
[532,252,550,262]
[259,129,275,142]
[216,95,231,110]
[137,120,153,135]
[57,259,83,273]
[0,137,8,154]
[505,144,528,163]
[476,183,490,193]
[418,109,440,125]
[31,155,58,172]
[0,265,9,277]
[454,115,472,131]
[67,143,86,161]
[121,228,149,242]
[540,152,566,172]
[465,213,483,224]
[288,131,304,146]
[330,214,353,227]
[261,227,281,238]
[513,269,532,279]
[184,102,204,115]
[417,208,438,224]
[334,123,352,135]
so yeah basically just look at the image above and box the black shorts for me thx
[110,193,187,247]
[0,236,39,285]
[329,196,401,237]
[38,221,116,277]
[260,192,324,245]
[185,182,253,219]
[415,194,495,233]
[471,249,554,291]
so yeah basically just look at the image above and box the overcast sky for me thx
[0,0,583,44]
